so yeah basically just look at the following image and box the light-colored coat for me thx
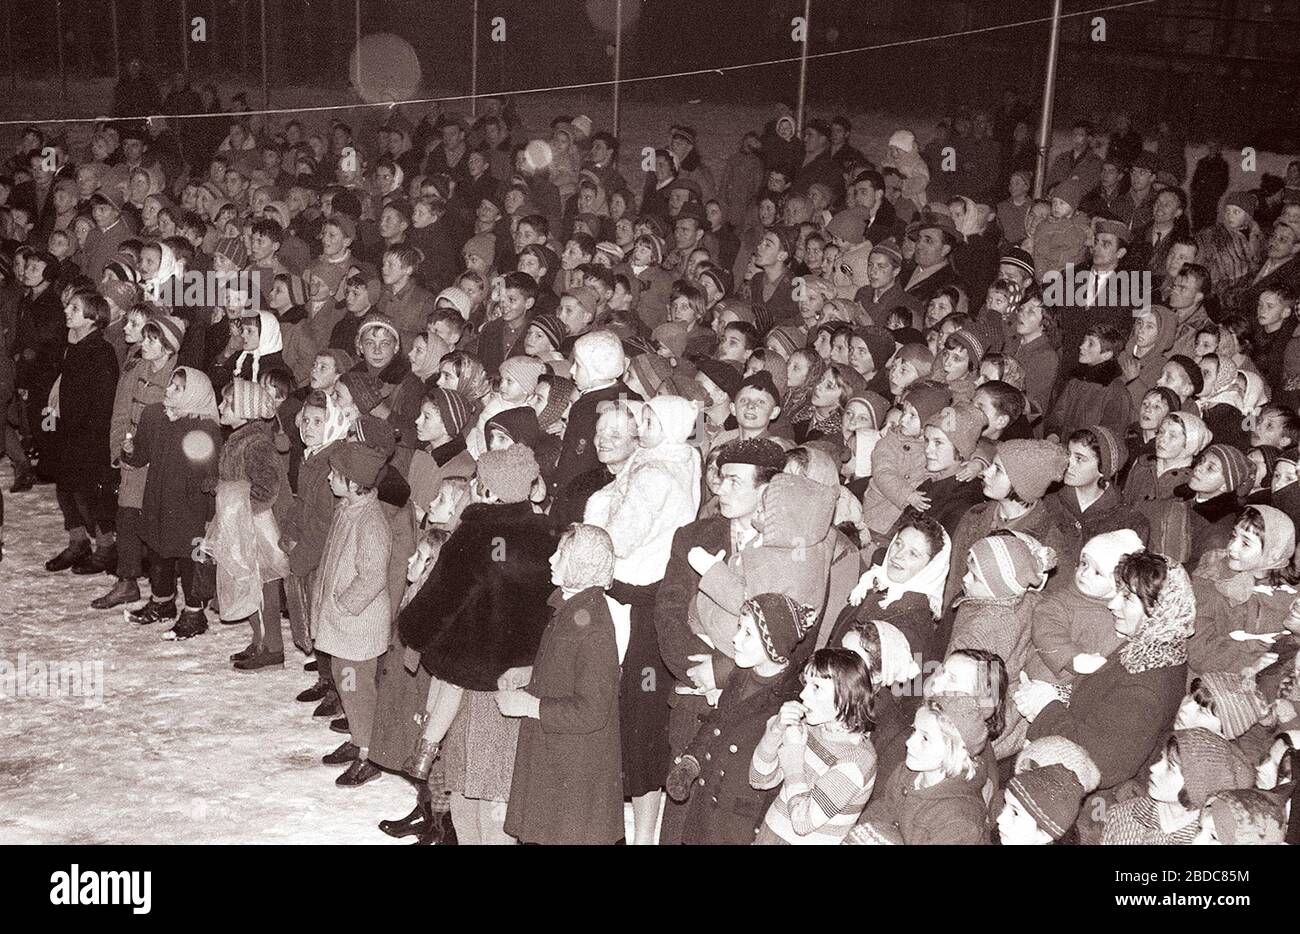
[311,492,391,661]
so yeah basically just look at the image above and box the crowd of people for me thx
[2,84,1300,846]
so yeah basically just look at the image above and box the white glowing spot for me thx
[349,33,422,105]
[524,139,554,173]
[584,0,642,33]
[182,430,216,463]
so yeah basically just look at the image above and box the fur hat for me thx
[997,439,1069,501]
[1173,728,1256,808]
[1205,789,1286,845]
[1016,735,1102,794]
[498,355,546,395]
[902,382,952,425]
[1197,672,1269,740]
[1086,425,1127,478]
[968,530,1057,599]
[573,330,626,383]
[925,402,985,459]
[554,523,615,592]
[228,378,278,420]
[1006,764,1085,841]
[744,592,815,665]
[328,440,387,488]
[486,405,541,449]
[1224,191,1259,216]
[527,313,566,352]
[429,386,471,438]
[147,313,187,355]
[475,443,540,503]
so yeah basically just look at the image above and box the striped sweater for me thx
[750,727,877,845]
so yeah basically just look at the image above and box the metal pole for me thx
[1033,0,1064,199]
[260,0,269,107]
[470,0,479,117]
[6,0,15,93]
[55,0,66,101]
[181,0,189,76]
[354,0,361,92]
[795,0,810,132]
[109,0,119,82]
[612,0,622,137]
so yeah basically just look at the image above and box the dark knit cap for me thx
[738,369,781,405]
[486,405,541,449]
[1000,247,1035,278]
[354,414,398,457]
[744,592,815,665]
[716,438,787,471]
[854,324,896,372]
[694,357,744,399]
[1006,764,1085,841]
[429,386,471,438]
[1167,354,1204,397]
[328,440,386,488]
[537,375,576,429]
[1087,425,1127,478]
[527,313,566,352]
[902,381,953,426]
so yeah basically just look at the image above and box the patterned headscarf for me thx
[1119,557,1196,674]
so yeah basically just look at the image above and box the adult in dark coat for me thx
[504,586,624,845]
[13,257,65,481]
[474,314,531,377]
[550,375,641,494]
[1190,141,1231,232]
[397,499,557,691]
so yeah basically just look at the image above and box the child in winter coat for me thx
[935,328,982,405]
[847,701,991,845]
[1043,323,1132,442]
[314,440,393,787]
[1123,411,1212,539]
[1030,179,1091,278]
[500,523,625,845]
[861,382,951,542]
[996,763,1086,845]
[211,379,292,671]
[121,366,223,640]
[1003,285,1059,419]
[750,647,878,844]
[212,310,285,391]
[1026,529,1145,687]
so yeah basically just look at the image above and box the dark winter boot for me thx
[296,679,330,703]
[312,692,342,718]
[163,607,209,641]
[402,739,440,781]
[72,545,117,575]
[379,799,433,839]
[127,598,178,626]
[91,577,140,610]
[233,649,284,671]
[45,541,92,572]
[322,741,360,765]
[335,759,381,787]
[412,809,458,845]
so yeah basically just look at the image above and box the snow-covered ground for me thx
[0,461,418,844]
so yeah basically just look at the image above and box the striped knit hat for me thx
[146,312,187,355]
[1174,728,1257,808]
[527,313,566,352]
[1201,443,1252,498]
[1085,425,1127,479]
[228,379,277,420]
[968,531,1057,599]
[1006,764,1085,841]
[498,355,547,396]
[1016,735,1102,793]
[744,593,815,665]
[1197,671,1269,740]
[428,386,471,438]
[946,328,984,366]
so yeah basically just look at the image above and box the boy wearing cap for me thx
[855,237,922,329]
[83,190,134,281]
[314,440,392,786]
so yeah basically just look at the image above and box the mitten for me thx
[665,755,701,803]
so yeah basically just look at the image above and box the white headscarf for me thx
[856,525,952,618]
[233,311,283,382]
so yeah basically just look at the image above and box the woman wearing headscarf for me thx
[1118,305,1178,411]
[1016,549,1193,792]
[1189,505,1299,678]
[1195,192,1265,303]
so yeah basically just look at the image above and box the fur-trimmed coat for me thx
[397,501,558,691]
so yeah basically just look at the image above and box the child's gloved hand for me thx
[688,546,725,576]
[665,755,701,803]
[1072,652,1107,675]
[1012,671,1058,722]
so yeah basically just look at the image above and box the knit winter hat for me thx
[645,394,699,446]
[870,620,922,687]
[903,382,953,426]
[1166,354,1204,397]
[847,391,890,431]
[320,347,355,376]
[328,440,387,488]
[1050,178,1084,210]
[1081,425,1127,478]
[1224,191,1259,216]
[1016,735,1103,794]
[1079,529,1145,584]
[945,327,984,366]
[564,285,601,321]
[926,402,985,459]
[228,378,278,420]
[283,273,308,306]
[968,530,1057,599]
[596,241,625,264]
[429,385,471,438]
[926,693,991,756]
[307,261,346,299]
[475,443,540,504]
[434,286,473,320]
[997,439,1069,501]
[894,341,935,374]
[715,298,756,326]
[1202,443,1252,498]
[716,437,787,471]
[103,279,141,310]
[699,266,732,301]
[527,313,566,352]
[554,523,615,592]
[573,330,626,383]
[213,236,248,268]
[628,352,674,398]
[147,313,187,355]
[826,210,867,245]
[356,312,401,353]
[463,232,496,267]
[854,325,896,373]
[1167,410,1212,458]
[498,355,547,395]
[651,321,689,361]
[1006,764,1085,841]
[888,129,916,153]
[1174,728,1257,808]
[1198,672,1269,740]
[354,414,398,457]
[537,375,575,429]
[694,357,744,400]
[486,405,541,449]
[339,370,385,415]
[767,325,803,359]
[1205,789,1286,845]
[758,473,836,547]
[744,592,816,665]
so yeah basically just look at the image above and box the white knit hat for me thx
[889,129,917,153]
[573,330,626,383]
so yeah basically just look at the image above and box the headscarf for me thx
[233,311,283,382]
[1238,370,1271,427]
[1124,305,1178,361]
[142,241,178,303]
[643,395,697,446]
[1119,557,1195,674]
[1163,411,1212,466]
[302,391,351,459]
[871,620,922,686]
[782,352,828,424]
[856,525,952,618]
[1199,504,1298,605]
[163,366,219,422]
[952,196,991,238]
